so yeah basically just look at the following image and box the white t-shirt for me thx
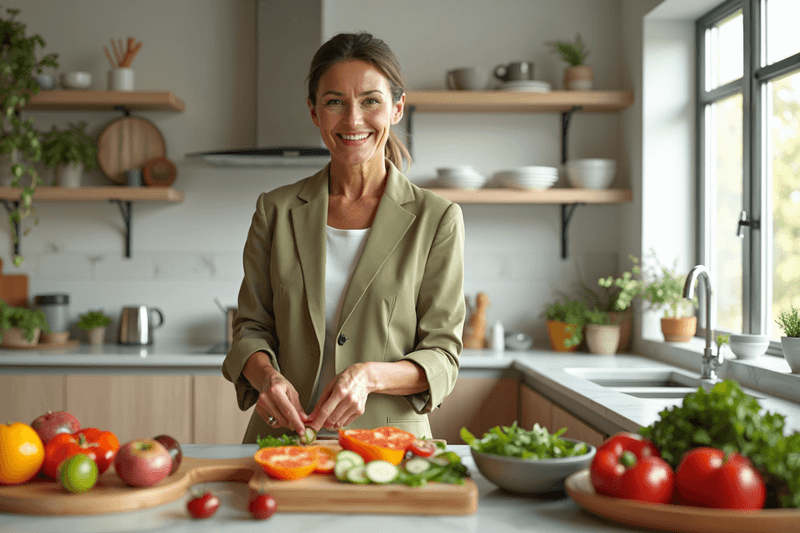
[307,225,370,413]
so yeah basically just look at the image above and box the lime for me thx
[58,453,98,493]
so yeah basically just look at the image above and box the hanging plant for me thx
[0,7,59,266]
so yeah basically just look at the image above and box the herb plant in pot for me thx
[0,300,50,347]
[76,310,111,345]
[583,308,620,355]
[543,298,586,352]
[41,122,98,188]
[586,255,643,352]
[640,254,697,342]
[776,305,800,373]
[547,33,592,90]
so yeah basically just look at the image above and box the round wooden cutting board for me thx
[96,116,166,185]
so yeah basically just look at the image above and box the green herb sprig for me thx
[461,422,589,460]
[776,305,800,337]
[256,434,299,448]
[396,442,468,487]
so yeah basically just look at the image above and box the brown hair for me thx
[307,32,411,170]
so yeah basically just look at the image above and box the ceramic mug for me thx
[494,61,535,82]
[108,68,134,91]
[446,67,489,90]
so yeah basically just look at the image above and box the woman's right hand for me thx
[244,352,308,435]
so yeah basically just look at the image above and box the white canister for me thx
[491,321,505,352]
[108,68,134,91]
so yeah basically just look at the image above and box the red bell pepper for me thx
[590,432,674,504]
[41,428,119,479]
[675,447,766,510]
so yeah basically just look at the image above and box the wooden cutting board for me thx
[96,116,166,185]
[0,258,28,307]
[0,447,478,516]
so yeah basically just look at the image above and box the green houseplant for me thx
[776,305,800,372]
[41,122,98,187]
[547,33,592,90]
[0,7,59,266]
[583,308,621,355]
[639,252,698,342]
[76,310,111,345]
[543,298,586,351]
[586,255,644,352]
[0,300,50,346]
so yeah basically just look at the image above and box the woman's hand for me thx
[244,352,308,435]
[306,363,372,432]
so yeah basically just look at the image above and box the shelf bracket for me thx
[561,203,585,259]
[561,106,583,164]
[114,104,132,117]
[0,199,21,257]
[110,200,133,258]
[405,104,416,160]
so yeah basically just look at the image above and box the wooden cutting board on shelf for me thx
[0,258,28,307]
[0,446,478,516]
[96,116,166,185]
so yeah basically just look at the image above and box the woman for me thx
[222,32,465,443]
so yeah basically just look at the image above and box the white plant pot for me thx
[780,336,800,373]
[56,162,84,188]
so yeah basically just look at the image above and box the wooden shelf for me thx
[405,90,634,113]
[0,186,183,202]
[427,187,632,204]
[24,90,185,111]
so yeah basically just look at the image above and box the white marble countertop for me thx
[0,444,651,533]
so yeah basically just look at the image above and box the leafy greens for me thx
[461,421,589,459]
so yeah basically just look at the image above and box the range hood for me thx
[187,0,329,167]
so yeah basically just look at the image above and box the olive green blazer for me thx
[222,162,465,443]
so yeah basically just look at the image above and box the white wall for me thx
[4,0,635,347]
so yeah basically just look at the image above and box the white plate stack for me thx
[496,80,552,93]
[494,166,559,190]
[435,166,487,189]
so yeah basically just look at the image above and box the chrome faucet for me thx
[683,265,723,381]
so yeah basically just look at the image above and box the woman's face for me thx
[309,60,404,170]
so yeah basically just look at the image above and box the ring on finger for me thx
[267,415,278,427]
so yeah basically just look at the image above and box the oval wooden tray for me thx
[565,469,800,533]
[0,339,80,351]
[96,116,166,184]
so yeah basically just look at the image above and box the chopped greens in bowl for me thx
[461,422,590,459]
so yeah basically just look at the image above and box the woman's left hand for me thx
[306,363,372,431]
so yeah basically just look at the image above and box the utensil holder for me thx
[108,68,134,91]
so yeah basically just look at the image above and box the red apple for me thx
[30,410,81,444]
[114,439,172,487]
[153,434,182,475]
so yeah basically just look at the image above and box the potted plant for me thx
[0,300,50,347]
[76,310,112,345]
[583,308,620,355]
[639,253,697,342]
[716,333,731,359]
[776,305,800,373]
[587,255,643,352]
[0,7,59,266]
[41,122,98,187]
[547,33,592,90]
[543,298,586,352]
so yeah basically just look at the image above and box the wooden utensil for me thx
[142,156,176,187]
[0,258,28,307]
[96,116,166,185]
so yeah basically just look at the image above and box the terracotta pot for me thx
[87,326,106,345]
[608,310,632,352]
[546,320,581,352]
[585,324,621,355]
[660,316,697,343]
[564,65,593,90]
[1,326,40,347]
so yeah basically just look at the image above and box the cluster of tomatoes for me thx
[590,432,766,510]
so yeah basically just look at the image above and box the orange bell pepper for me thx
[310,446,337,474]
[338,426,417,465]
[254,446,318,480]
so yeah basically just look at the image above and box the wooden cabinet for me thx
[518,383,606,448]
[193,375,254,444]
[0,374,66,424]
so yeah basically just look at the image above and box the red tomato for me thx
[187,490,220,519]
[249,490,277,520]
[590,432,673,503]
[408,439,437,458]
[676,447,766,510]
[73,428,119,475]
[615,455,675,504]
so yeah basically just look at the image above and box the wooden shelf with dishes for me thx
[24,90,185,111]
[0,186,183,202]
[427,187,631,204]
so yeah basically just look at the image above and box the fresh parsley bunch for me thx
[461,421,589,459]
[256,434,299,448]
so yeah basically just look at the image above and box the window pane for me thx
[707,10,743,90]
[770,70,800,339]
[766,0,800,65]
[710,94,743,333]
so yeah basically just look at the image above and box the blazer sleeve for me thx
[222,193,282,412]
[402,202,465,413]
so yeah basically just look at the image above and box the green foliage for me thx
[583,308,611,325]
[639,251,697,318]
[716,333,730,346]
[0,300,51,342]
[41,122,98,169]
[75,310,111,330]
[461,421,589,459]
[595,255,643,312]
[775,305,800,337]
[547,34,590,66]
[639,379,800,508]
[256,433,300,448]
[0,7,59,266]
[543,297,586,347]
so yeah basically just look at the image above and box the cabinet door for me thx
[0,374,66,424]
[428,377,518,443]
[193,375,254,444]
[65,374,191,444]
[519,384,607,448]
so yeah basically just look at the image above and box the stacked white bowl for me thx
[494,166,559,190]
[564,159,617,189]
[435,166,487,189]
[728,334,770,360]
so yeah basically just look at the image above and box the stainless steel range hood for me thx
[187,0,329,167]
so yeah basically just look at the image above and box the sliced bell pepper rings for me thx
[338,427,417,465]
[42,428,119,480]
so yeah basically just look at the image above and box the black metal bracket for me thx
[114,105,132,117]
[0,199,20,257]
[561,203,585,259]
[405,104,416,159]
[561,106,583,164]
[110,200,133,258]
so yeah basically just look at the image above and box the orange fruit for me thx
[0,422,45,485]
[254,446,317,480]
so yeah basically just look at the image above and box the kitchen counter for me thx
[0,443,651,533]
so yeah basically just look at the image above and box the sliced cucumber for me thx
[334,461,354,481]
[404,457,431,475]
[365,460,399,484]
[346,465,369,484]
[336,450,364,467]
[298,427,317,444]
[430,455,451,467]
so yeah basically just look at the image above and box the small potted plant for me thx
[543,298,586,351]
[41,122,98,187]
[583,308,620,355]
[0,300,51,347]
[586,255,643,352]
[76,310,112,345]
[716,333,731,359]
[639,253,697,342]
[776,305,800,373]
[547,33,592,90]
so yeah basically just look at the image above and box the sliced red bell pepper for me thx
[338,426,417,465]
[41,428,119,479]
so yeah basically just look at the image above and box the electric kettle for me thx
[118,305,164,345]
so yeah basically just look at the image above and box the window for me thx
[697,0,800,343]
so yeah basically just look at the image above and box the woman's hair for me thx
[307,32,411,170]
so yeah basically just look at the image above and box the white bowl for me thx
[729,334,770,360]
[34,74,55,90]
[61,71,92,90]
[565,158,617,189]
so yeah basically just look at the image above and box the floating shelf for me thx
[426,188,632,204]
[405,90,634,113]
[25,90,185,112]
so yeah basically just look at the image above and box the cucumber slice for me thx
[334,461,354,481]
[404,457,431,475]
[365,460,399,484]
[298,427,317,444]
[346,465,369,484]
[336,450,364,467]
